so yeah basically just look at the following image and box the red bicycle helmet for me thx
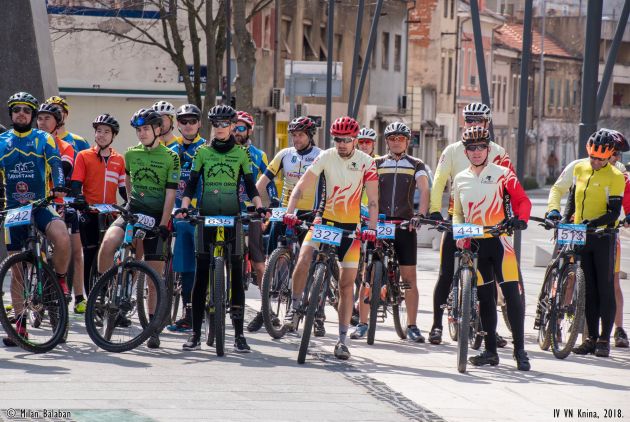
[236,111,255,129]
[330,116,360,137]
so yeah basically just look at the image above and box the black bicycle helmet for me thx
[93,113,120,135]
[384,122,411,138]
[288,116,316,136]
[130,108,162,128]
[608,129,630,153]
[37,103,63,124]
[208,104,237,122]
[176,104,202,120]
[586,129,616,159]
[8,91,38,111]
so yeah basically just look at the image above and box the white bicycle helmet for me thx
[358,127,377,141]
[463,102,492,122]
[152,100,176,117]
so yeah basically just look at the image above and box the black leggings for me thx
[432,230,457,330]
[579,233,616,341]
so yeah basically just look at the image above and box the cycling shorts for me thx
[63,208,80,234]
[392,227,417,266]
[5,206,60,252]
[247,220,265,263]
[303,219,360,268]
[79,211,115,249]
[112,212,166,261]
[470,237,519,287]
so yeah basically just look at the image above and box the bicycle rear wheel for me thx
[298,263,326,364]
[261,248,291,339]
[367,260,383,345]
[392,266,408,339]
[213,256,226,357]
[551,264,585,359]
[457,269,473,373]
[0,251,68,353]
[85,261,165,352]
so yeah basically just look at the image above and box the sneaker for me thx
[429,328,443,345]
[350,323,368,339]
[572,338,596,355]
[469,350,500,366]
[182,333,201,351]
[147,333,160,349]
[595,340,611,357]
[513,349,531,371]
[234,335,251,353]
[247,312,264,333]
[313,318,326,337]
[284,308,298,331]
[116,315,132,328]
[3,322,28,347]
[407,325,425,343]
[74,299,87,314]
[271,313,282,328]
[334,341,351,360]
[496,333,508,348]
[167,316,192,332]
[351,307,360,326]
[614,327,629,348]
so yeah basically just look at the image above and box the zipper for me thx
[580,169,594,222]
[390,156,399,215]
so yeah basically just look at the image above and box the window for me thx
[263,15,272,50]
[502,77,507,112]
[451,0,455,19]
[512,75,519,107]
[564,80,570,107]
[556,78,561,107]
[447,57,453,95]
[371,39,377,68]
[282,18,293,56]
[549,78,555,106]
[394,34,402,72]
[440,57,445,93]
[573,80,578,105]
[444,0,448,18]
[335,34,343,61]
[468,49,474,87]
[492,75,497,107]
[382,32,390,70]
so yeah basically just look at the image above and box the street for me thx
[0,190,628,422]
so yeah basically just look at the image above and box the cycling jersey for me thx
[571,160,624,226]
[548,158,627,212]
[239,142,277,206]
[58,130,90,155]
[166,135,205,207]
[188,140,255,216]
[264,145,322,210]
[307,148,377,224]
[125,143,180,214]
[375,153,429,219]
[0,128,64,208]
[71,146,126,204]
[452,163,531,236]
[50,137,74,204]
[430,141,513,214]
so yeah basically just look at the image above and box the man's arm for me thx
[365,179,378,230]
[255,174,272,204]
[287,170,317,214]
[452,177,464,224]
[161,189,176,226]
[416,175,430,217]
[429,146,452,215]
[548,160,578,213]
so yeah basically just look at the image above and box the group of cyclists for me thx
[0,90,627,372]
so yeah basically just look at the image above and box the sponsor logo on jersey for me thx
[8,161,35,180]
[481,175,496,184]
[12,181,35,203]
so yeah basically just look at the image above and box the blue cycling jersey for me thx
[0,129,64,208]
[166,135,205,207]
[239,142,277,207]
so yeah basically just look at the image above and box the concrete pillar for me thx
[293,0,305,61]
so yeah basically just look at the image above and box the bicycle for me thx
[80,203,118,294]
[84,205,167,352]
[362,216,411,345]
[531,216,610,359]
[0,196,69,353]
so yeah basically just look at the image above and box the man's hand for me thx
[410,214,425,231]
[174,208,188,219]
[545,209,562,222]
[256,207,270,219]
[429,211,443,222]
[283,213,298,227]
[158,224,170,240]
[361,229,376,242]
[505,217,527,231]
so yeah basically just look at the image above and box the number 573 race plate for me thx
[557,224,586,245]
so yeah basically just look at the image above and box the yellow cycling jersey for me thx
[572,160,625,225]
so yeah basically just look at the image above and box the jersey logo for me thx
[481,175,496,184]
[347,161,361,171]
[13,181,35,203]
[8,162,35,180]
[135,167,161,185]
[207,162,236,180]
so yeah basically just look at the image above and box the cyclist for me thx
[71,114,126,297]
[166,104,205,332]
[179,105,267,353]
[45,96,90,154]
[428,102,513,348]
[452,126,531,370]
[249,116,322,333]
[564,130,625,358]
[36,103,89,316]
[357,127,377,157]
[351,122,430,342]
[547,129,630,348]
[97,108,180,349]
[0,92,70,347]
[283,116,379,360]
[152,100,179,147]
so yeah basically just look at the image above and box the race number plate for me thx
[452,223,484,239]
[205,216,235,227]
[270,207,287,222]
[557,224,587,246]
[311,224,343,246]
[93,204,116,213]
[376,223,396,239]
[135,214,156,228]
[4,204,33,228]
[63,197,75,204]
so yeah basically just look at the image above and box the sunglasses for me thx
[589,156,608,162]
[465,116,485,123]
[357,139,374,145]
[465,144,489,152]
[386,135,408,143]
[178,118,198,126]
[12,106,33,114]
[233,125,248,133]
[211,121,232,128]
[333,136,354,144]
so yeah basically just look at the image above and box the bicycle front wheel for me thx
[0,251,68,353]
[457,269,473,373]
[551,263,585,359]
[367,260,383,345]
[298,263,326,364]
[261,248,292,339]
[85,261,165,353]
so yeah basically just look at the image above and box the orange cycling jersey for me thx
[71,146,126,204]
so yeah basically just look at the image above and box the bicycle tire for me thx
[0,251,68,353]
[213,256,226,357]
[205,305,215,346]
[367,260,383,345]
[551,264,585,359]
[457,268,473,373]
[171,273,182,324]
[537,265,556,351]
[392,267,407,339]
[261,248,291,339]
[85,261,165,353]
[87,255,100,294]
[297,263,326,364]
[448,289,459,342]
